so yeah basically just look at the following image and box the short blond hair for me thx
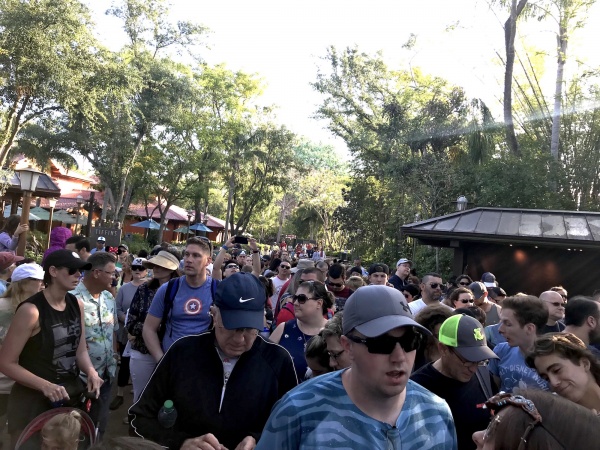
[41,410,81,450]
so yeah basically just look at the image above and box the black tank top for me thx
[17,291,81,383]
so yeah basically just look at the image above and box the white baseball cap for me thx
[11,263,45,282]
[132,258,147,267]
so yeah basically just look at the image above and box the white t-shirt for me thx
[409,299,451,316]
[270,276,289,307]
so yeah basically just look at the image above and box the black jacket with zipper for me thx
[129,330,298,449]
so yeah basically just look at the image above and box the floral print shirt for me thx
[70,281,119,380]
[126,282,158,354]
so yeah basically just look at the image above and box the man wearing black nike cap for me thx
[130,272,297,450]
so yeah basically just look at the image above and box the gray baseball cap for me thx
[438,314,498,362]
[342,285,432,337]
[469,281,487,299]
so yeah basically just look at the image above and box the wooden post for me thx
[16,192,32,256]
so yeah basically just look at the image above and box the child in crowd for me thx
[41,410,81,450]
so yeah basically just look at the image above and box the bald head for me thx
[540,291,562,303]
[540,290,565,323]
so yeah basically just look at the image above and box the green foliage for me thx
[0,0,107,165]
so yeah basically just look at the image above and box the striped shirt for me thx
[256,370,457,450]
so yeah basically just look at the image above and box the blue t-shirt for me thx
[148,276,214,352]
[488,342,549,393]
[256,370,457,450]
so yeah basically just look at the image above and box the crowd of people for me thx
[0,221,599,449]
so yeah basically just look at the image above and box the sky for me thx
[84,0,600,159]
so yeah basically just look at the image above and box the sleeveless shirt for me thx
[279,319,315,382]
[18,291,81,383]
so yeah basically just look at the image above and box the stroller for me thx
[14,407,97,450]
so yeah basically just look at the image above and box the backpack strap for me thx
[475,366,494,400]
[158,277,180,342]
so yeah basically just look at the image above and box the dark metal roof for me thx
[401,207,600,249]
[4,173,61,197]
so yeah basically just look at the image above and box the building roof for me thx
[4,172,61,198]
[127,203,225,229]
[401,207,600,249]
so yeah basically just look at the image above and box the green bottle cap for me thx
[164,400,173,409]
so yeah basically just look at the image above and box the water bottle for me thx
[260,327,270,339]
[158,400,177,428]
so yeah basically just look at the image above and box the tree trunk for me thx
[224,171,235,242]
[550,25,567,161]
[503,0,528,157]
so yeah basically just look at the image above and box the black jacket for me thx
[129,331,298,449]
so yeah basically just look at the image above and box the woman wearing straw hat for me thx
[126,251,180,402]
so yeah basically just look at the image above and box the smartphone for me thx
[234,236,249,245]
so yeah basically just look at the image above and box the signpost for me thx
[90,227,121,247]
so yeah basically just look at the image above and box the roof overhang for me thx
[401,207,600,251]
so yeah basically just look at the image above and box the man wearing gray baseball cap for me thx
[256,285,458,450]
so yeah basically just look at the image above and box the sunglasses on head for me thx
[292,294,318,304]
[346,330,422,354]
[458,299,474,304]
[131,266,145,271]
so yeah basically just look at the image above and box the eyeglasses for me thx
[544,301,566,308]
[328,349,345,360]
[292,294,318,304]
[131,266,145,272]
[225,264,239,270]
[326,281,344,288]
[428,283,441,289]
[279,265,291,270]
[458,299,474,304]
[346,331,422,354]
[95,269,117,277]
[450,348,488,367]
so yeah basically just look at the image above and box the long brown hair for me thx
[526,332,600,385]
[485,389,600,450]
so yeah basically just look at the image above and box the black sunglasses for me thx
[327,281,344,288]
[57,267,80,275]
[458,282,470,286]
[346,331,422,354]
[292,294,318,304]
[546,301,566,308]
[225,264,239,269]
[131,266,145,271]
[428,283,442,289]
[279,265,291,270]
[458,299,474,304]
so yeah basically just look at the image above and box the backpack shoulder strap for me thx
[161,278,180,327]
[476,366,494,400]
[211,278,219,300]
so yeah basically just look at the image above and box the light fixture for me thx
[76,194,84,207]
[48,198,58,209]
[17,166,42,192]
[456,196,468,212]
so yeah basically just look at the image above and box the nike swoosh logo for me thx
[239,297,254,303]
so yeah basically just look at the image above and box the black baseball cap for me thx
[214,272,266,330]
[43,250,92,272]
